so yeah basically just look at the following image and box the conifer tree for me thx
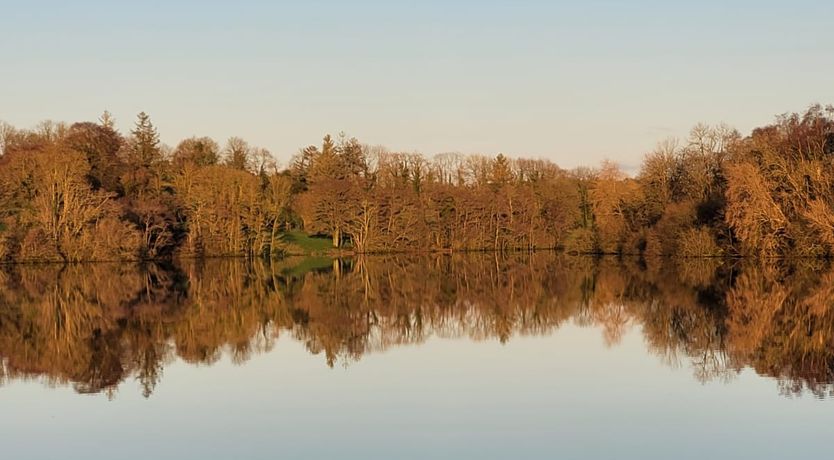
[321,134,335,157]
[99,110,115,129]
[131,112,160,167]
[311,134,341,180]
[490,153,513,186]
[338,133,367,179]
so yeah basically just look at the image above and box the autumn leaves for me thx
[1,104,833,262]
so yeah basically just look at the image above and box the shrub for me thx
[562,227,598,254]
[647,201,698,256]
[678,227,722,257]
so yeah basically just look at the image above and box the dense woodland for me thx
[1,105,834,262]
[1,255,833,398]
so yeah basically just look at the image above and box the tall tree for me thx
[62,122,124,192]
[490,154,513,187]
[130,112,160,168]
[99,110,115,129]
[0,121,16,156]
[224,137,251,171]
[290,145,319,191]
[338,133,367,179]
[172,136,220,168]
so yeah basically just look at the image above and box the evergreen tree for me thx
[490,153,513,186]
[338,133,367,179]
[321,134,335,157]
[131,112,160,167]
[99,110,115,129]
[311,134,341,180]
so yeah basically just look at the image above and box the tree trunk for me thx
[332,227,341,248]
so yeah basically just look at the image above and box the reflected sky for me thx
[1,255,834,459]
[3,329,832,460]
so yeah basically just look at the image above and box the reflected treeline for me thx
[1,255,833,398]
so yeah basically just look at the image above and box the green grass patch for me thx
[280,231,333,254]
[281,256,334,277]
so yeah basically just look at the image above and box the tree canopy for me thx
[1,104,833,262]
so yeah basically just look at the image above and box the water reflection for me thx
[1,254,833,398]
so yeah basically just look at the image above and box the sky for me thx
[1,0,832,170]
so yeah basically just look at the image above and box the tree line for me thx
[2,254,833,398]
[1,104,833,262]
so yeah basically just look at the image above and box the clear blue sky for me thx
[1,0,832,169]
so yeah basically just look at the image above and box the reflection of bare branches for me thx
[691,348,736,384]
[1,255,834,398]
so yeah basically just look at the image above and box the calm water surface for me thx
[1,255,832,459]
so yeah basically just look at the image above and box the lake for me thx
[1,254,832,459]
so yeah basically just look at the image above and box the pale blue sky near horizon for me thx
[1,0,832,170]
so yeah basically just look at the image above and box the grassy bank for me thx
[279,231,335,255]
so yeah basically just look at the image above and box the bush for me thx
[86,216,143,261]
[562,227,598,254]
[678,227,722,257]
[622,228,647,255]
[19,228,63,262]
[646,201,698,256]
